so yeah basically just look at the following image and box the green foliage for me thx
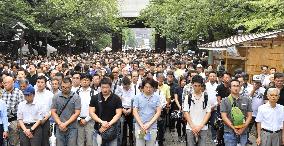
[122,28,136,48]
[93,33,112,51]
[235,0,284,31]
[140,0,284,43]
[0,0,124,40]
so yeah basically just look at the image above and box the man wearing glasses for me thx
[264,73,284,105]
[220,79,252,146]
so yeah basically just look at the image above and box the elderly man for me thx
[17,86,43,146]
[2,76,24,146]
[256,88,284,146]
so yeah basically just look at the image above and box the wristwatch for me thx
[30,128,34,133]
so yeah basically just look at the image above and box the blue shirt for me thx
[0,100,8,131]
[133,93,161,129]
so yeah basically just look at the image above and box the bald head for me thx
[3,76,14,91]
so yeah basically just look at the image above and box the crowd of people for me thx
[0,51,283,146]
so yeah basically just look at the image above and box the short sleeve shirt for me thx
[89,93,122,122]
[51,91,81,128]
[220,95,252,133]
[133,93,161,129]
[216,83,230,99]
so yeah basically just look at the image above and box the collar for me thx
[192,92,205,102]
[25,100,36,105]
[80,87,91,92]
[36,88,46,93]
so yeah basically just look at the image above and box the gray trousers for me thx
[77,120,95,146]
[41,120,50,146]
[260,130,281,146]
[19,125,42,146]
[186,129,207,146]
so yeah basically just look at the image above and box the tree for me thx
[139,0,284,45]
[235,0,284,32]
[122,28,136,48]
[0,0,124,43]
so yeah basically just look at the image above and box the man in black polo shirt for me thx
[216,72,231,104]
[215,72,231,145]
[89,77,122,146]
[264,72,284,105]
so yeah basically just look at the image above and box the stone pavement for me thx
[163,128,257,146]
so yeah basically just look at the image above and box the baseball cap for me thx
[196,64,203,68]
[253,75,261,82]
[23,86,35,95]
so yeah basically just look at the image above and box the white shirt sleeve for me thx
[183,95,189,112]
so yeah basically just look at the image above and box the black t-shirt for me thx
[173,86,183,110]
[89,93,122,122]
[27,74,38,86]
[167,82,178,100]
[216,83,230,99]
[264,87,284,106]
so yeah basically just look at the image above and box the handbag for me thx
[49,123,56,146]
[97,93,118,141]
[170,110,182,120]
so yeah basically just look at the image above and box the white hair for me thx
[267,88,280,96]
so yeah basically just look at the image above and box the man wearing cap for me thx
[17,86,43,146]
[247,75,265,145]
[196,64,206,79]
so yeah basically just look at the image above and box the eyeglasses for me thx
[112,72,118,74]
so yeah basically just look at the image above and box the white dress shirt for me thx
[120,86,135,108]
[17,100,43,123]
[255,103,284,131]
[205,82,218,107]
[78,87,98,122]
[34,89,54,117]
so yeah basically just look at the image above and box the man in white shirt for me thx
[131,71,140,96]
[247,75,265,144]
[119,77,135,146]
[183,75,211,146]
[205,71,218,143]
[255,88,284,146]
[34,75,54,146]
[77,74,97,146]
[71,72,81,92]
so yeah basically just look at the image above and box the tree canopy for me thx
[0,0,124,40]
[140,0,284,43]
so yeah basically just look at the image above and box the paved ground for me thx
[163,127,257,146]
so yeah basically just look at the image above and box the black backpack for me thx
[187,92,208,110]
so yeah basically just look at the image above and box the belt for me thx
[80,117,86,119]
[24,123,35,126]
[8,116,17,122]
[262,128,281,133]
